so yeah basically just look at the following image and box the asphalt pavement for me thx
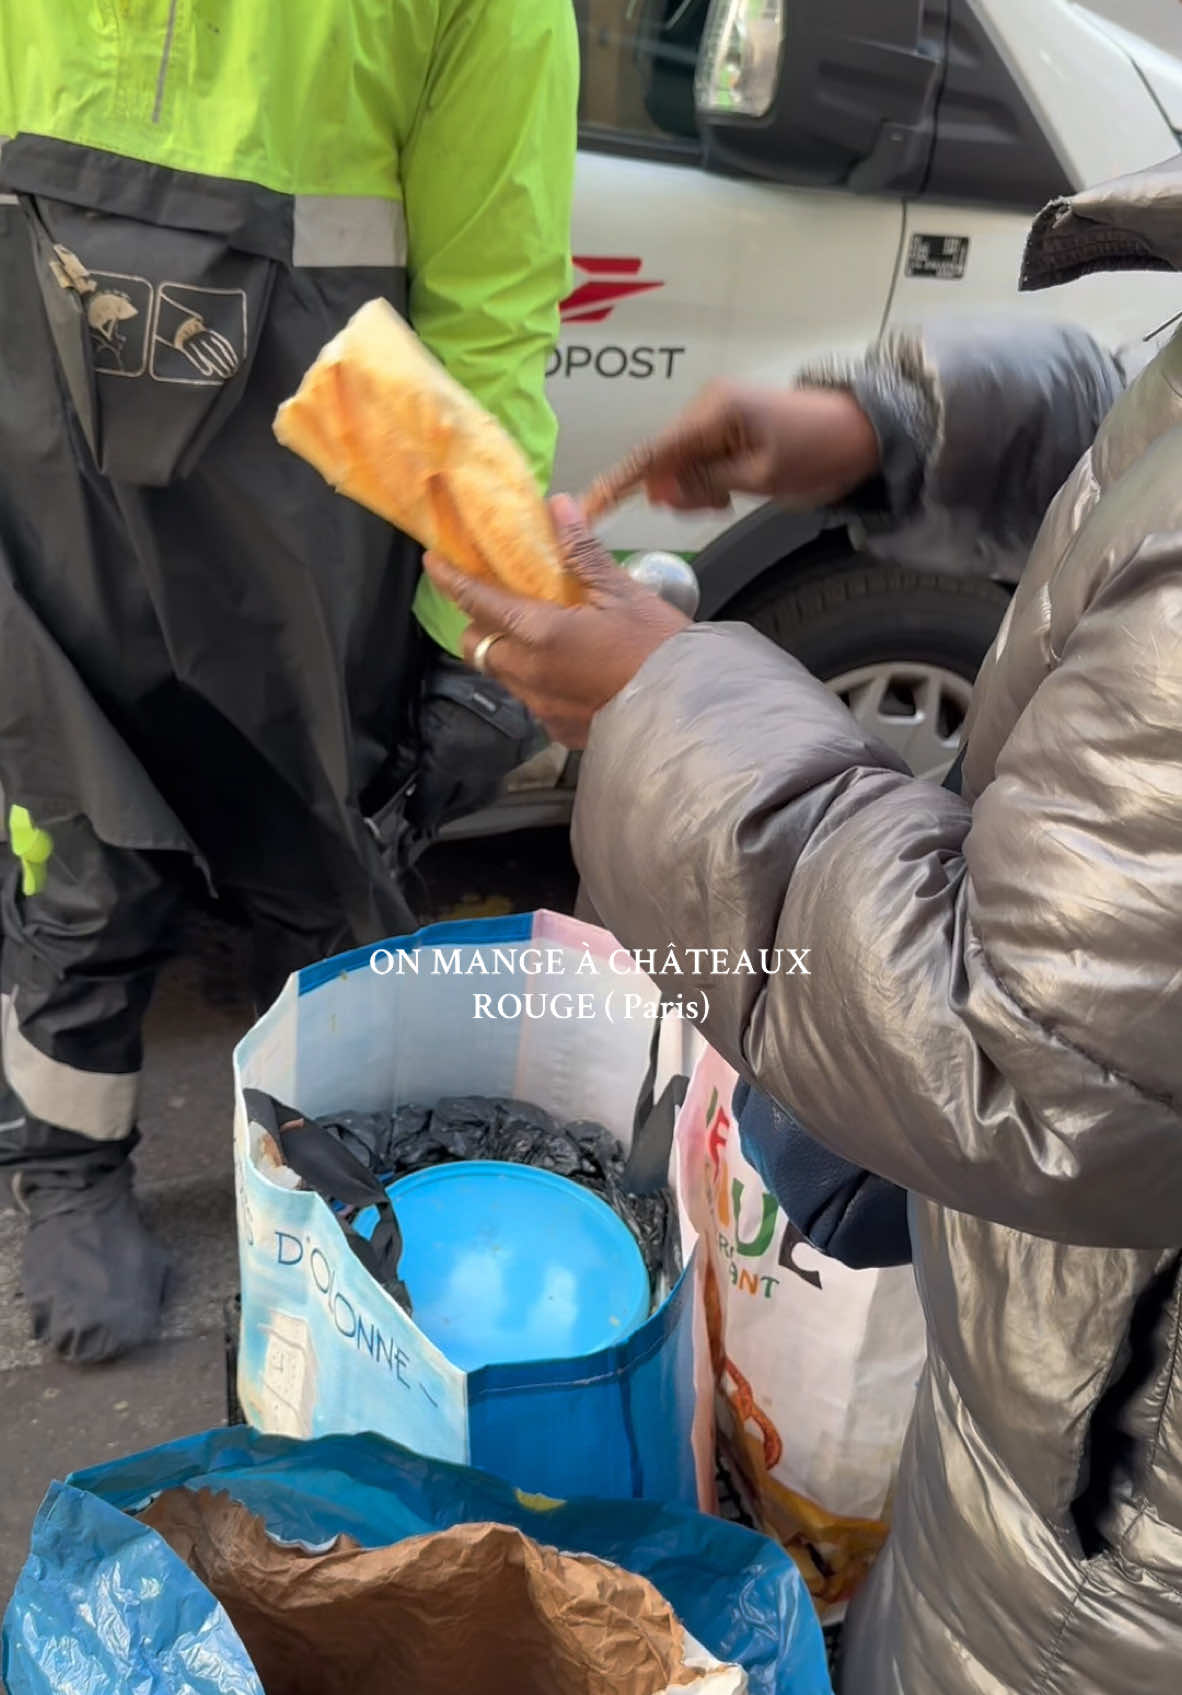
[0,827,577,1613]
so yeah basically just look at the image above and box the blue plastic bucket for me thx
[358,1160,652,1372]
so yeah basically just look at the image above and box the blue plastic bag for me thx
[3,1426,832,1695]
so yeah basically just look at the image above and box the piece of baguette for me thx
[274,298,579,605]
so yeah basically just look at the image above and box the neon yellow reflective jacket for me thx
[0,0,577,655]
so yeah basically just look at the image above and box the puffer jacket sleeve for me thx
[572,549,1182,1248]
[801,318,1125,580]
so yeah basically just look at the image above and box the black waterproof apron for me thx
[0,136,426,1146]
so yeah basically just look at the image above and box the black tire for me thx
[727,557,1010,684]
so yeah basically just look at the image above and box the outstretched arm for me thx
[573,540,1182,1250]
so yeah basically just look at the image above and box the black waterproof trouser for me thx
[0,144,424,1169]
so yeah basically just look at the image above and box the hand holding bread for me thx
[274,298,582,606]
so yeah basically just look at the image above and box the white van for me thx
[458,0,1182,832]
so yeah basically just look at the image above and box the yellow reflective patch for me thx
[8,805,53,897]
[436,895,515,922]
[514,1489,565,1513]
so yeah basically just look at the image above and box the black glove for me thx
[366,650,546,876]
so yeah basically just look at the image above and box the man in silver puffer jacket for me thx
[424,156,1182,1692]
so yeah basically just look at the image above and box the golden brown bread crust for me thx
[274,298,579,605]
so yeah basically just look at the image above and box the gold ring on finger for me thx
[472,632,506,675]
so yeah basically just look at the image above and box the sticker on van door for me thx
[552,256,683,381]
[560,256,664,324]
[905,235,970,279]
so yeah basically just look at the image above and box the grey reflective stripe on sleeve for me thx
[292,196,407,268]
[2,994,139,1140]
[0,135,15,203]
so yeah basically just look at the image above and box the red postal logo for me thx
[560,257,664,325]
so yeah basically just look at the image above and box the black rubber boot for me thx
[6,1128,170,1364]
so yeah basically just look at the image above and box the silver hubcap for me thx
[825,661,973,780]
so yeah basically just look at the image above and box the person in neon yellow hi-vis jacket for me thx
[0,0,577,1364]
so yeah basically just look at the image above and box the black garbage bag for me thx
[241,1089,413,1311]
[310,1095,682,1294]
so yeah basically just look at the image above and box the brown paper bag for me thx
[140,1489,746,1695]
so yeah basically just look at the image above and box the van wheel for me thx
[728,560,1010,780]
